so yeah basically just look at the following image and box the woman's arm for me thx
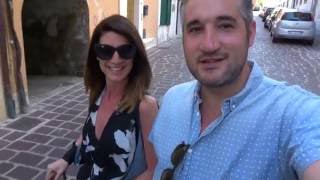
[46,135,82,180]
[135,95,159,180]
[303,160,320,180]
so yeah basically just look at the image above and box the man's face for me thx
[183,0,256,88]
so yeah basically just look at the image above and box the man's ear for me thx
[248,20,256,47]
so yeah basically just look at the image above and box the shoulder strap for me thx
[133,103,141,142]
[124,102,147,179]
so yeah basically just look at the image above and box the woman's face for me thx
[96,31,135,85]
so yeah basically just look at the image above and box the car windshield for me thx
[282,12,312,21]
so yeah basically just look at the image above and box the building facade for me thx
[157,0,182,44]
[278,0,319,17]
[0,0,159,121]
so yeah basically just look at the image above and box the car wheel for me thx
[272,36,278,43]
[307,40,314,45]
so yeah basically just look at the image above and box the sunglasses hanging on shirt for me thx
[94,44,137,60]
[161,142,190,180]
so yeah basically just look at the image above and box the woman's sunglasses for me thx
[94,43,137,60]
[161,142,190,180]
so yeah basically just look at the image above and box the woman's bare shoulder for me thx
[139,95,158,115]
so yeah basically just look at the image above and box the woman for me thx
[46,15,158,180]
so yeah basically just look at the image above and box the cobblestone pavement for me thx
[252,16,320,95]
[0,16,320,180]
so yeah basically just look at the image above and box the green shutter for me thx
[166,0,172,25]
[160,0,172,25]
[160,0,167,25]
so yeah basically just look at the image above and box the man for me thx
[149,0,320,179]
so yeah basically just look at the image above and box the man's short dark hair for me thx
[180,0,253,26]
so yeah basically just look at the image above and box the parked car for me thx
[259,7,267,18]
[264,8,282,31]
[262,7,274,22]
[270,8,315,45]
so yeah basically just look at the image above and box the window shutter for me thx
[160,0,172,25]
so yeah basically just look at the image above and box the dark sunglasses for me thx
[161,142,190,180]
[94,44,137,60]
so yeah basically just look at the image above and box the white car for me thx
[270,8,315,45]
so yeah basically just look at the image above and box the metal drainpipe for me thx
[0,0,17,118]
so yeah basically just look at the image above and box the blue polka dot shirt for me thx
[149,61,320,180]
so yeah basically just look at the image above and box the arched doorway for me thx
[22,0,89,75]
[22,0,89,103]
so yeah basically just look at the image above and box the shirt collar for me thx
[193,61,264,109]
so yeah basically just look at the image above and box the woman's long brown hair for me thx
[84,15,151,112]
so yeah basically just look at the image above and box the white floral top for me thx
[78,95,139,180]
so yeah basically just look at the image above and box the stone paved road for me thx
[0,16,319,180]
[252,16,320,95]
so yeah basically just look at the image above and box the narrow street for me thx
[251,15,320,95]
[0,14,319,180]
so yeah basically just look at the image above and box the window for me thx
[143,5,148,16]
[281,12,312,21]
[160,0,172,25]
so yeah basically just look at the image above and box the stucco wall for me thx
[143,0,158,38]
[87,0,119,36]
[315,0,320,19]
[127,0,135,23]
[297,0,313,12]
[106,0,119,16]
[169,0,178,37]
[158,26,170,43]
[0,55,7,120]
[13,0,28,96]
[316,1,320,36]
[119,0,128,17]
[157,0,180,44]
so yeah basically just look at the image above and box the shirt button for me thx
[187,148,193,154]
[196,112,200,117]
[232,104,236,109]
